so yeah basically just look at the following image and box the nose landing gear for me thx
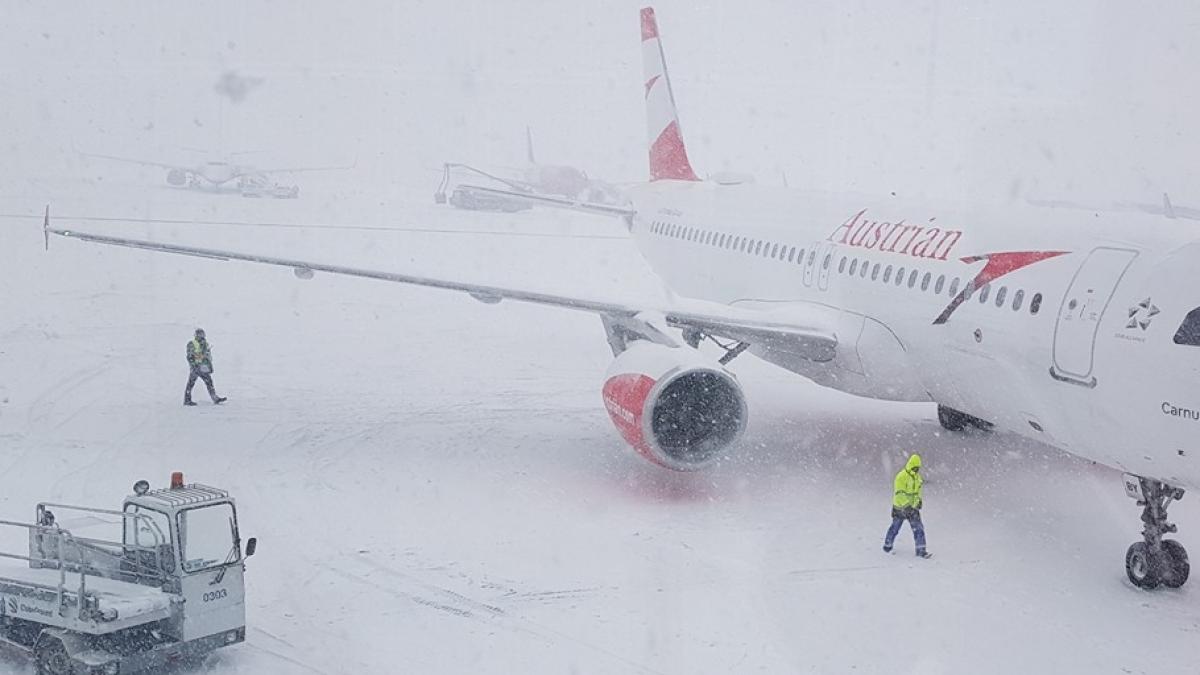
[1123,474,1189,589]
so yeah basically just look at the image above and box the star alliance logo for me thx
[1127,298,1160,331]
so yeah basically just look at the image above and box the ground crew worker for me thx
[883,453,931,558]
[184,328,227,406]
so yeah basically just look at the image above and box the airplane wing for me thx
[43,217,836,363]
[240,160,357,178]
[77,151,183,171]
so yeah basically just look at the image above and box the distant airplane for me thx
[49,7,1200,590]
[435,127,626,211]
[78,148,352,198]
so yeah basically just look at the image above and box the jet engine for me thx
[166,169,188,186]
[602,342,747,470]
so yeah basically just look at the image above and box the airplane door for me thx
[816,242,836,290]
[802,242,819,287]
[1050,247,1137,387]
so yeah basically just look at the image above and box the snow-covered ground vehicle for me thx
[446,184,531,212]
[0,473,255,674]
[237,174,300,199]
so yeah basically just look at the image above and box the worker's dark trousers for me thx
[883,507,926,552]
[185,368,219,403]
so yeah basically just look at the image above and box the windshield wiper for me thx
[210,516,241,585]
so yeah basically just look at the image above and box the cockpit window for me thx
[1175,308,1200,347]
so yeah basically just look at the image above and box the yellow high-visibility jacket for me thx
[893,454,923,509]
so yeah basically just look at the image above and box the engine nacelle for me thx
[602,342,747,471]
[166,169,188,186]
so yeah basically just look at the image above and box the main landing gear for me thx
[936,405,993,432]
[1123,474,1189,589]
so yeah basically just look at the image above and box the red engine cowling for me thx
[602,342,747,471]
[166,169,188,186]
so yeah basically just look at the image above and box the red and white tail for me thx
[641,7,699,182]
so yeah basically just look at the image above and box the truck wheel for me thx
[35,640,75,675]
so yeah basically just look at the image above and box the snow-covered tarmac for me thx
[1,182,1197,674]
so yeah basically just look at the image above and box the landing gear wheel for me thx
[1123,475,1189,590]
[1126,542,1160,589]
[937,405,968,432]
[35,640,75,675]
[1161,539,1190,589]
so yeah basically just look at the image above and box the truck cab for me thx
[0,472,255,673]
[120,476,251,646]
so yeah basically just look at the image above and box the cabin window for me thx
[797,249,806,265]
[995,286,1008,307]
[1175,307,1200,346]
[823,254,832,270]
[1030,293,1043,315]
[883,265,893,283]
[1012,289,1025,311]
[754,241,763,256]
[948,277,960,297]
[935,275,945,295]
[788,247,796,262]
[769,243,778,258]
[808,250,817,267]
[868,263,878,280]
[895,267,905,286]
[921,273,932,292]
[849,259,859,276]
[908,270,918,288]
[979,284,991,304]
[861,260,870,278]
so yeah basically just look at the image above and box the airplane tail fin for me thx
[641,7,699,182]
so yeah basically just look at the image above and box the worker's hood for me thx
[906,454,922,472]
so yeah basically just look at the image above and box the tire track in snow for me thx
[239,627,346,674]
[321,554,668,675]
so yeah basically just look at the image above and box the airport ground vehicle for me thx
[0,473,255,673]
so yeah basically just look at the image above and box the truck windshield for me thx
[178,503,239,573]
[1175,307,1200,346]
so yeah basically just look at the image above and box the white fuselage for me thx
[627,179,1200,489]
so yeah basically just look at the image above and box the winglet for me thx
[1163,192,1176,219]
[641,7,699,182]
[43,205,50,251]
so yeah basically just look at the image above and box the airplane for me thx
[45,7,1200,590]
[77,148,351,198]
[435,127,626,211]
